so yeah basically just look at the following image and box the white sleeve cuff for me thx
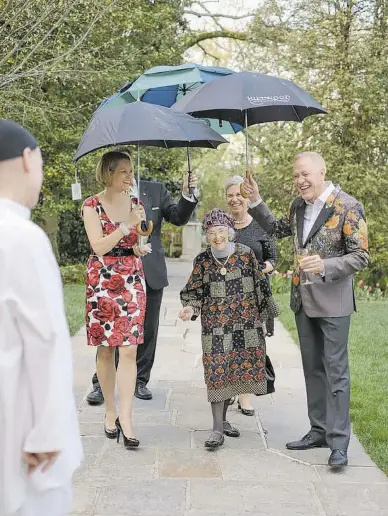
[182,189,199,203]
[248,198,262,209]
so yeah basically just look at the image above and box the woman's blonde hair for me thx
[95,149,133,186]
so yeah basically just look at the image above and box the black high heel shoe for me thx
[104,416,118,440]
[237,401,255,416]
[115,417,139,449]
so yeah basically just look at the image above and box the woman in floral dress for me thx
[82,150,150,448]
[179,209,279,448]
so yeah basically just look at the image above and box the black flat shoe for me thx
[237,401,255,416]
[115,417,139,449]
[135,383,153,400]
[286,432,328,450]
[204,431,225,449]
[328,449,348,469]
[223,421,240,438]
[87,385,104,406]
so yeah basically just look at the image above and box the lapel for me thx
[304,185,341,244]
[295,198,306,248]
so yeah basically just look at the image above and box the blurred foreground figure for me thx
[0,119,82,516]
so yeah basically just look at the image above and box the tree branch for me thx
[184,30,249,49]
[197,42,220,62]
[184,10,256,20]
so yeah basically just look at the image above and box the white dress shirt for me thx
[130,180,198,203]
[0,199,83,515]
[248,181,335,243]
[303,182,334,243]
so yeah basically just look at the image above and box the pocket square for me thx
[151,206,160,211]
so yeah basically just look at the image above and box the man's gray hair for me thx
[225,175,244,192]
[295,151,326,174]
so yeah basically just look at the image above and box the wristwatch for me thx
[119,222,130,236]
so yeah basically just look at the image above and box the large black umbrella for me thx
[73,101,227,234]
[172,71,327,186]
[172,71,326,126]
[74,101,226,161]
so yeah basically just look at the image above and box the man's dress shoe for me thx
[135,383,153,400]
[328,449,348,468]
[86,385,104,406]
[286,432,328,450]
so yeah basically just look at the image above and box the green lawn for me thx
[64,284,85,336]
[277,294,388,475]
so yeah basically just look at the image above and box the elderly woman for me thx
[82,150,150,449]
[225,175,278,415]
[179,209,279,448]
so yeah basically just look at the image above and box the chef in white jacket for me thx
[0,119,83,516]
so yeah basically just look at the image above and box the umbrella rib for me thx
[292,105,303,123]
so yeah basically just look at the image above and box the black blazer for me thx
[139,180,197,290]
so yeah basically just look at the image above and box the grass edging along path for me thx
[64,284,85,336]
[277,294,388,475]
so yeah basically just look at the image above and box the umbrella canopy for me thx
[73,101,227,162]
[98,63,242,135]
[172,71,327,126]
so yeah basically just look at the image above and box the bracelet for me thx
[119,222,129,236]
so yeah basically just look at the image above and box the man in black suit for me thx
[87,173,198,403]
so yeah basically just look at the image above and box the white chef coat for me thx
[0,198,83,515]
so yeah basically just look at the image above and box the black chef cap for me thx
[0,119,38,163]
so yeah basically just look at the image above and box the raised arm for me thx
[243,174,293,239]
[82,202,144,256]
[160,176,197,227]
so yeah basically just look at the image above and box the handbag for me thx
[265,355,276,393]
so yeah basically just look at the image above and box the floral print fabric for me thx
[260,185,369,312]
[83,196,146,347]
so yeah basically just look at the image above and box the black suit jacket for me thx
[139,180,197,290]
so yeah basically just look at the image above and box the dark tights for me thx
[211,399,230,434]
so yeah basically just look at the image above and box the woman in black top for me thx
[226,175,278,415]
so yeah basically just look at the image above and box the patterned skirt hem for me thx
[207,380,267,402]
[87,341,141,347]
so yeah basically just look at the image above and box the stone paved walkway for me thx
[71,259,388,516]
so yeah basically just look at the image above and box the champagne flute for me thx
[297,248,313,285]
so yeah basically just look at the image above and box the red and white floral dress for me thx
[83,195,146,347]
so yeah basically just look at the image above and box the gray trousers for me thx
[295,308,351,451]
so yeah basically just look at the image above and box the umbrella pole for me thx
[187,147,194,195]
[241,110,250,198]
[245,110,249,174]
[136,142,153,237]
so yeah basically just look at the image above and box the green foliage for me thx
[0,0,191,259]
[60,263,86,284]
[63,284,86,335]
[244,0,388,279]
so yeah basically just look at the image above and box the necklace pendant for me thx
[220,267,227,276]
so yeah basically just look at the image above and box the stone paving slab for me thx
[94,480,187,515]
[71,258,387,516]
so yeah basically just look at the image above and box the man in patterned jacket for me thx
[243,151,369,469]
